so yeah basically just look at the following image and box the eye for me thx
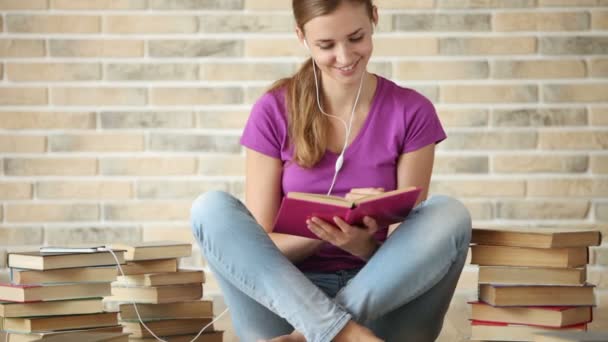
[349,35,364,42]
[319,44,334,50]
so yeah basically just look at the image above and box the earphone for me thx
[304,39,365,196]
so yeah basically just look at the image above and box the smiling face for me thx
[297,1,377,86]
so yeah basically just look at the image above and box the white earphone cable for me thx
[311,56,365,196]
[103,248,229,342]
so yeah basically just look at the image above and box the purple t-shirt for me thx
[240,76,446,272]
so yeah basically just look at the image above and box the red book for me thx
[272,187,421,239]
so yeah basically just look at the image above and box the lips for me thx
[335,58,360,72]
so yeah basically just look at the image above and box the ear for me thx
[372,6,379,30]
[295,26,307,49]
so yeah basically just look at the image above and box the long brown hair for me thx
[268,0,374,168]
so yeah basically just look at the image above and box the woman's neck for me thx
[320,72,375,119]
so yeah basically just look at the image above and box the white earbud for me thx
[303,39,310,51]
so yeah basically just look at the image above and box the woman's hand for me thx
[307,188,385,260]
[307,215,380,260]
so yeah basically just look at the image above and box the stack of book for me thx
[469,228,602,341]
[533,330,608,342]
[1,249,128,341]
[105,241,223,342]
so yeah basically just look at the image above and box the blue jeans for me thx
[191,191,471,342]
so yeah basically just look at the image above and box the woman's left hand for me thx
[307,215,380,260]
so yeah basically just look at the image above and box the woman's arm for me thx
[389,143,436,235]
[245,148,323,263]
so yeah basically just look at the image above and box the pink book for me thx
[272,187,421,239]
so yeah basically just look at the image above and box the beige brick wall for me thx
[0,1,607,340]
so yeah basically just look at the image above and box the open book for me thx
[272,186,421,239]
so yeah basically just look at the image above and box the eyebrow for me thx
[315,28,363,43]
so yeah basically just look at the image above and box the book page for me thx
[353,186,418,205]
[286,192,353,207]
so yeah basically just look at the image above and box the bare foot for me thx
[259,330,306,342]
[333,321,383,342]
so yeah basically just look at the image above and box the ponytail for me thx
[269,58,328,168]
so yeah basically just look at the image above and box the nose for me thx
[335,43,354,66]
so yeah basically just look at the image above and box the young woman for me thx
[191,1,472,341]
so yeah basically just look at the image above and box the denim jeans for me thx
[191,191,471,342]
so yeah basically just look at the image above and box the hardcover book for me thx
[115,270,204,287]
[479,284,595,307]
[30,332,129,342]
[119,300,213,321]
[121,318,213,338]
[470,245,588,268]
[8,251,125,271]
[0,283,111,302]
[109,241,191,261]
[0,298,104,317]
[273,186,421,239]
[129,331,223,342]
[120,259,178,276]
[534,331,608,342]
[5,326,124,342]
[470,302,592,327]
[470,320,587,342]
[10,266,118,285]
[477,266,586,286]
[3,312,118,333]
[109,283,202,304]
[472,228,601,248]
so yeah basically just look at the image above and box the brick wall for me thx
[0,0,607,340]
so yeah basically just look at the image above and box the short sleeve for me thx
[402,93,447,154]
[240,91,286,159]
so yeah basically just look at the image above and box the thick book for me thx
[122,318,213,338]
[30,332,129,342]
[108,283,202,304]
[478,266,587,286]
[115,270,204,287]
[8,251,125,271]
[0,298,103,318]
[129,331,223,342]
[110,241,191,261]
[470,320,587,342]
[273,186,421,239]
[0,282,111,302]
[119,300,213,321]
[3,312,118,333]
[10,266,117,285]
[5,326,124,342]
[534,331,608,342]
[472,228,601,248]
[120,259,178,275]
[470,245,588,268]
[470,302,592,327]
[479,284,595,306]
